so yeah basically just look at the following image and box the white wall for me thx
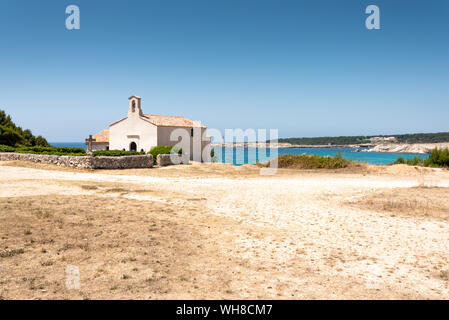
[109,115,157,152]
[91,143,109,151]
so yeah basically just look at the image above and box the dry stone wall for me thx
[0,153,153,169]
[156,154,190,166]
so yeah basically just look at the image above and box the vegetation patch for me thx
[0,144,16,152]
[269,153,351,169]
[15,146,86,156]
[346,187,449,220]
[394,156,425,166]
[81,185,99,190]
[394,148,449,168]
[0,248,24,258]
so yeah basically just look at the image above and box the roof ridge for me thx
[144,113,185,118]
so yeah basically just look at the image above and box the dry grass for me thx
[0,193,399,300]
[0,194,251,299]
[346,187,449,220]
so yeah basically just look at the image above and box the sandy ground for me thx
[1,160,449,299]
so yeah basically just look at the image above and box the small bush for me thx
[394,156,405,164]
[426,147,449,168]
[149,145,182,164]
[0,144,15,152]
[93,150,145,157]
[394,156,424,166]
[271,153,350,169]
[15,146,86,156]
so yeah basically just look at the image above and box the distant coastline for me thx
[213,132,449,154]
[211,142,449,154]
[211,142,372,149]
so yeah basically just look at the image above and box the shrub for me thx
[408,156,424,166]
[149,145,182,164]
[15,146,86,156]
[394,156,424,166]
[271,153,350,169]
[35,136,49,147]
[93,150,145,157]
[426,148,449,168]
[394,156,405,164]
[0,144,16,152]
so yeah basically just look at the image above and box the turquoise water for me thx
[51,142,86,149]
[214,147,428,166]
[50,143,427,166]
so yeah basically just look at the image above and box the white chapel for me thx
[87,96,211,160]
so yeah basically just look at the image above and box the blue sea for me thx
[50,142,427,166]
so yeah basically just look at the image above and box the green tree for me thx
[0,125,23,146]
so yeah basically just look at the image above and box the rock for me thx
[362,143,449,154]
[156,154,189,166]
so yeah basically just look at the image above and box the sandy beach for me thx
[1,160,449,299]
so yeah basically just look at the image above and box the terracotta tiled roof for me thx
[142,114,205,128]
[92,129,109,143]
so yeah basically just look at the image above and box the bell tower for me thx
[128,95,143,116]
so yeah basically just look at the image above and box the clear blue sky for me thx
[0,0,448,141]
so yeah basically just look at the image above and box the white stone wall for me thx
[89,142,109,151]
